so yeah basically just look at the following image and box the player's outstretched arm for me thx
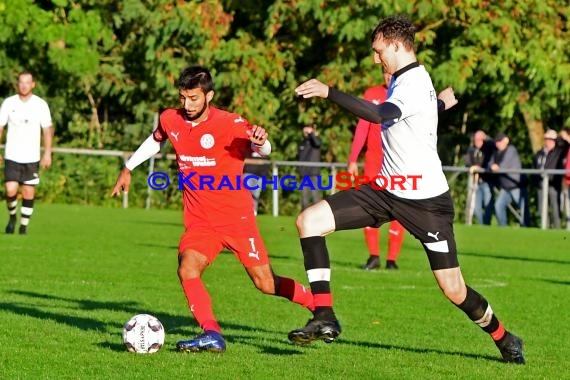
[111,134,161,196]
[437,87,458,110]
[294,78,330,99]
[295,78,400,124]
[111,167,131,196]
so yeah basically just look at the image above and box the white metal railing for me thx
[3,146,569,230]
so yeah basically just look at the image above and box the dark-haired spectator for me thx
[490,133,529,227]
[297,124,322,210]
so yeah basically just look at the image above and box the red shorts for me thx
[179,226,270,268]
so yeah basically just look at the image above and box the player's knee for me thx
[177,251,206,280]
[434,268,466,304]
[440,280,466,304]
[296,208,322,235]
[295,212,307,232]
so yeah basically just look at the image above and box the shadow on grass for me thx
[4,290,501,360]
[3,289,293,354]
[125,220,182,228]
[535,278,570,286]
[334,339,505,363]
[460,251,570,265]
[0,301,110,331]
[153,333,304,356]
[134,242,179,250]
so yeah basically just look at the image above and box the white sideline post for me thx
[540,173,549,230]
[272,163,279,217]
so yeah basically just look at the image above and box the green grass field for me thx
[1,204,569,379]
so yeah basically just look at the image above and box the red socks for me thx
[275,276,315,310]
[387,221,405,262]
[181,278,221,333]
[364,227,380,256]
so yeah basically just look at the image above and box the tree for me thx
[433,1,570,154]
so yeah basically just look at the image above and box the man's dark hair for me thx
[177,66,214,93]
[371,15,416,50]
[17,70,34,80]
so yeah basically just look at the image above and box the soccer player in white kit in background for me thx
[0,71,53,235]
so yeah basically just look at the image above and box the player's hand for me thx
[248,125,268,146]
[347,162,359,177]
[111,167,132,196]
[490,163,500,172]
[437,87,458,110]
[295,79,330,99]
[40,152,52,169]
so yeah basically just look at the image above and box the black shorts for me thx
[4,160,40,185]
[326,183,459,270]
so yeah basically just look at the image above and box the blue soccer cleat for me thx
[177,330,226,353]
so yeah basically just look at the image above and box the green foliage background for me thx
[1,1,569,219]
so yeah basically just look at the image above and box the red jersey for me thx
[153,107,256,231]
[348,85,387,177]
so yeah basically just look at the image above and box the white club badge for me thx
[200,133,215,149]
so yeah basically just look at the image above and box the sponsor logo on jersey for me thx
[200,133,215,149]
[179,155,216,167]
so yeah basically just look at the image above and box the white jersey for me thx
[0,94,52,163]
[379,65,449,199]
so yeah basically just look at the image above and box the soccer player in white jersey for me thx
[287,15,525,364]
[0,71,53,234]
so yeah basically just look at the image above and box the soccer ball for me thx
[122,314,165,354]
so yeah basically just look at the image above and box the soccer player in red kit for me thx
[112,66,314,353]
[347,72,405,271]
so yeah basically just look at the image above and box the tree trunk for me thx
[518,92,543,153]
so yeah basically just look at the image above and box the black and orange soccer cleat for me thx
[288,318,341,345]
[496,332,525,364]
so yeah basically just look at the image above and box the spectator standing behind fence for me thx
[464,130,496,225]
[298,124,322,210]
[489,132,529,227]
[243,151,270,215]
[561,127,570,221]
[533,129,568,228]
[0,71,53,235]
[532,129,569,228]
